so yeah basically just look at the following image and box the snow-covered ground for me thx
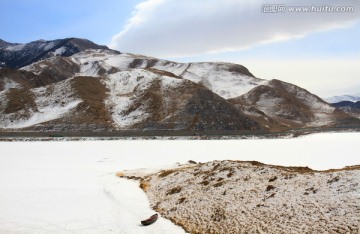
[0,132,359,233]
[139,160,360,233]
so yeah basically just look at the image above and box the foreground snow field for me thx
[0,132,359,233]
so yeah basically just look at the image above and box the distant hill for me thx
[331,101,360,118]
[0,38,118,69]
[325,93,360,103]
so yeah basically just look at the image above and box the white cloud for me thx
[110,0,360,57]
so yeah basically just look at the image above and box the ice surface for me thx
[0,141,186,234]
[0,133,359,234]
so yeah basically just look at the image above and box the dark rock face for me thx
[331,101,360,118]
[182,88,260,131]
[0,38,119,69]
[0,39,18,48]
[332,101,360,109]
[131,79,262,131]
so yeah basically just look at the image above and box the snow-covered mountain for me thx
[229,79,348,130]
[325,93,360,103]
[324,93,360,119]
[0,38,355,132]
[0,38,116,69]
[0,49,261,131]
[0,39,17,49]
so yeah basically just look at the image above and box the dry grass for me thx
[140,180,150,192]
[178,197,186,204]
[143,160,360,233]
[145,68,180,78]
[116,172,125,177]
[166,187,182,195]
[266,185,276,191]
[70,76,113,128]
[269,176,278,182]
[119,159,360,234]
[200,180,209,186]
[158,169,177,178]
[5,88,37,116]
[213,181,225,188]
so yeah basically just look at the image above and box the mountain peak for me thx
[0,38,119,69]
[325,93,360,103]
[0,39,18,48]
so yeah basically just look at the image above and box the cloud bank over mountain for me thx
[110,0,360,57]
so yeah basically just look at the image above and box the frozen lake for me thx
[0,132,359,233]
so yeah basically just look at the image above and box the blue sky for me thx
[1,0,359,97]
[0,0,142,44]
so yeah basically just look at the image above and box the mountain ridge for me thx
[0,38,358,133]
[331,101,360,119]
[0,38,119,69]
[325,93,360,103]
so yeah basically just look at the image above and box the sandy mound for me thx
[120,160,360,234]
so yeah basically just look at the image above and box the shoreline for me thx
[125,160,360,234]
[1,127,359,142]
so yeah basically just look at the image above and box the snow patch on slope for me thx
[104,69,186,129]
[5,44,25,51]
[53,46,67,56]
[43,41,56,51]
[282,82,334,112]
[0,79,81,129]
[156,62,266,99]
[105,54,140,70]
[1,101,80,129]
[153,62,189,76]
[72,50,115,76]
[256,93,282,114]
[71,51,267,100]
[104,70,154,128]
[161,75,184,89]
[72,51,141,76]
[1,78,22,91]
[72,50,266,100]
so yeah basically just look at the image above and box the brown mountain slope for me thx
[229,79,351,130]
[0,66,262,131]
[1,48,356,133]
